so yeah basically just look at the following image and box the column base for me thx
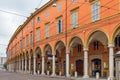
[41,73,45,75]
[108,76,115,80]
[83,75,89,78]
[66,74,70,77]
[51,73,56,77]
[33,72,36,75]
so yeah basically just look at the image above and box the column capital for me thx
[108,43,114,48]
[52,53,56,56]
[41,54,45,57]
[83,47,88,51]
[33,56,36,58]
[41,55,45,57]
[29,57,31,59]
[66,50,70,54]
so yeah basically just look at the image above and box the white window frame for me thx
[58,4,61,12]
[30,32,33,44]
[72,0,77,2]
[57,19,63,34]
[92,1,100,21]
[26,36,29,46]
[36,28,40,41]
[46,24,49,38]
[72,11,78,29]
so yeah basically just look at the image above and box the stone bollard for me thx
[75,71,78,78]
[59,71,61,76]
[107,77,110,80]
[96,72,99,79]
[47,70,49,75]
[37,70,40,75]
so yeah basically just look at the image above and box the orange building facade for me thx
[6,0,120,79]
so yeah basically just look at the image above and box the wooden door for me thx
[76,60,83,76]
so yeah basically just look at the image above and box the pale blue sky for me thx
[0,0,50,57]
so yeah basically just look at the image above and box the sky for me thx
[0,0,50,57]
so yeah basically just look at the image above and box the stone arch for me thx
[86,29,109,47]
[35,46,42,56]
[43,44,53,75]
[68,36,84,76]
[54,40,65,51]
[54,40,66,75]
[68,36,84,49]
[35,46,42,74]
[43,44,53,55]
[111,24,120,43]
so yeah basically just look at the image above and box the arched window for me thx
[36,17,40,23]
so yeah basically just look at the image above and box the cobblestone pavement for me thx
[0,70,107,80]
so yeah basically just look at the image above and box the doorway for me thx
[63,61,66,76]
[91,59,101,77]
[76,60,83,76]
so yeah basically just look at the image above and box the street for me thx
[0,69,108,80]
[0,70,70,80]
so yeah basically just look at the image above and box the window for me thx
[57,19,62,34]
[30,32,33,44]
[20,32,22,38]
[115,35,120,47]
[31,20,34,27]
[58,4,61,12]
[78,44,82,52]
[26,36,29,47]
[72,0,77,2]
[26,26,28,32]
[72,12,78,28]
[93,41,99,50]
[36,28,40,41]
[36,17,40,23]
[22,39,24,49]
[46,11,50,18]
[46,24,49,38]
[92,1,100,21]
[20,39,24,49]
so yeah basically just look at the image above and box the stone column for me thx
[25,56,27,72]
[52,54,56,76]
[66,50,70,77]
[9,63,11,71]
[29,57,31,73]
[83,48,89,78]
[19,58,21,72]
[17,59,18,72]
[41,55,45,75]
[22,58,24,72]
[108,43,114,80]
[33,56,36,75]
